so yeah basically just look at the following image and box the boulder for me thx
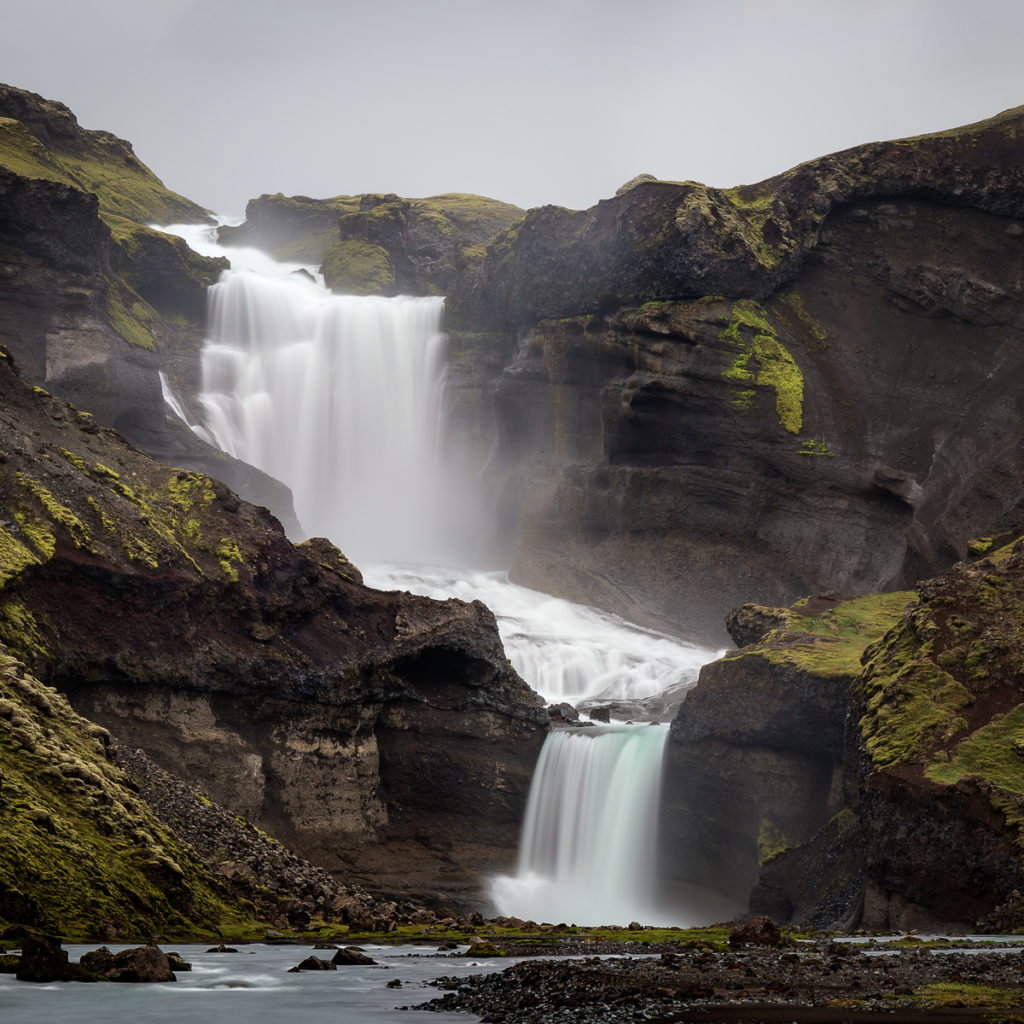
[331,947,378,966]
[729,916,782,947]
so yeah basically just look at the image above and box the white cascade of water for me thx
[489,724,671,926]
[364,564,713,707]
[195,270,449,565]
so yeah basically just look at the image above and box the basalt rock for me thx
[444,106,1024,641]
[0,348,547,910]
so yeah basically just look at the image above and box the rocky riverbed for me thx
[418,937,1024,1022]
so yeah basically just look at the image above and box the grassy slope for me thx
[0,644,264,941]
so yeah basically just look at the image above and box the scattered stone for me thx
[166,952,192,972]
[206,944,239,953]
[289,955,335,972]
[461,941,506,958]
[387,977,403,988]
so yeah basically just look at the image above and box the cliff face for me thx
[445,106,1024,641]
[665,542,1024,932]
[0,349,548,909]
[0,642,265,941]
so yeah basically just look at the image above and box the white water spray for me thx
[199,272,447,564]
[365,564,712,707]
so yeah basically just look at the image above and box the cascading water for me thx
[198,274,448,565]
[160,222,723,927]
[489,724,671,926]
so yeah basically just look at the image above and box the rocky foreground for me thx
[418,940,1024,1022]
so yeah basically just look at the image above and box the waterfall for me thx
[159,222,725,927]
[195,271,448,564]
[489,725,670,926]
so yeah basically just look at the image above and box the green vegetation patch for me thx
[105,280,158,350]
[216,538,244,583]
[321,239,394,294]
[718,300,804,434]
[16,472,94,551]
[0,526,41,586]
[0,647,263,941]
[927,704,1024,793]
[913,981,1023,1011]
[728,592,915,679]
[0,601,48,663]
[758,819,789,865]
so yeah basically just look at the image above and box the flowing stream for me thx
[160,223,720,927]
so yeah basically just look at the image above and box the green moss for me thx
[677,183,789,272]
[728,591,915,679]
[0,526,41,586]
[718,300,803,434]
[0,111,205,225]
[16,472,93,551]
[105,283,158,350]
[216,538,244,583]
[778,291,829,347]
[913,981,1023,1010]
[12,511,55,560]
[757,819,789,865]
[0,602,48,662]
[0,648,265,940]
[321,239,394,294]
[796,437,837,457]
[927,704,1024,793]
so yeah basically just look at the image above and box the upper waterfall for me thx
[194,268,450,565]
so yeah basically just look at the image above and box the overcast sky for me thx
[3,0,1023,217]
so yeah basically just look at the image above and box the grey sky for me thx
[3,0,1023,217]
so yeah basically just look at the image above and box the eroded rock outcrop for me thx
[0,83,299,532]
[218,190,524,296]
[0,348,547,909]
[0,643,267,940]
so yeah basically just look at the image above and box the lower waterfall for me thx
[489,725,670,926]
[162,222,723,926]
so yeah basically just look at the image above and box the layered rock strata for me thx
[0,83,298,530]
[443,106,1024,640]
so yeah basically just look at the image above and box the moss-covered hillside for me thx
[220,190,524,295]
[0,643,265,941]
[858,541,1024,839]
[0,83,209,227]
[673,538,1024,931]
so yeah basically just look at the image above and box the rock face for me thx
[0,349,548,909]
[444,106,1024,641]
[665,542,1024,931]
[218,191,524,296]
